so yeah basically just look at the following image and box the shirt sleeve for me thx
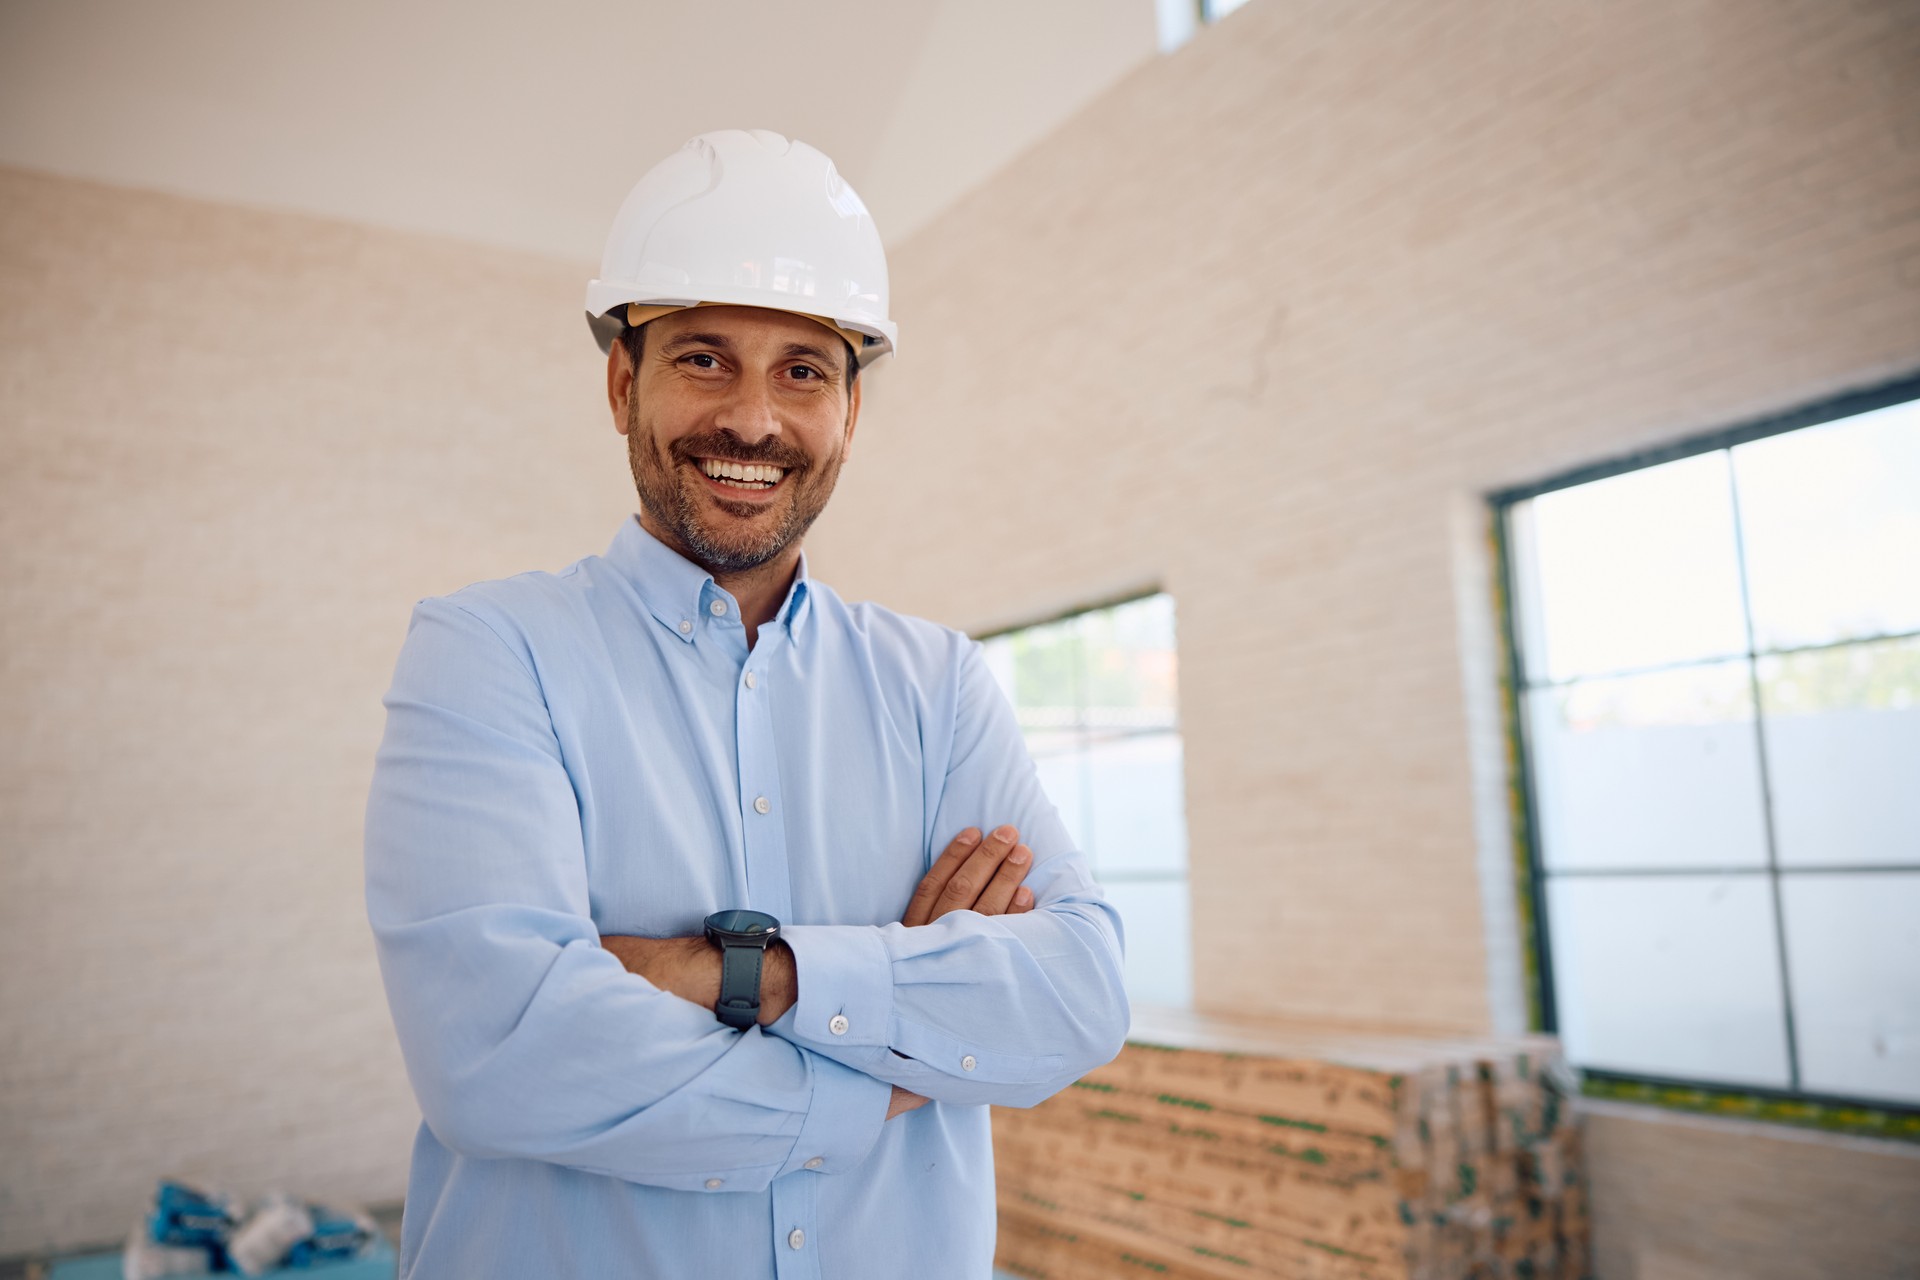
[769,639,1131,1108]
[364,597,890,1191]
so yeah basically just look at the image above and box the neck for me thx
[712,551,801,649]
[638,511,800,649]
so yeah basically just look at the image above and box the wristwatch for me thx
[703,909,781,1030]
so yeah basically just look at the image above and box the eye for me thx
[787,363,827,383]
[682,352,723,370]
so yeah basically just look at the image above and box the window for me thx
[979,594,1192,1008]
[1497,381,1920,1110]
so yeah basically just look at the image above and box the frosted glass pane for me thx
[1547,876,1789,1086]
[1529,662,1768,871]
[1084,734,1187,877]
[1032,752,1090,859]
[1079,594,1179,733]
[1515,452,1749,682]
[1734,399,1920,651]
[1759,637,1920,867]
[1006,617,1081,732]
[1782,873,1920,1104]
[1101,878,1192,1008]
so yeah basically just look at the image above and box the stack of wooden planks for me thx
[993,1007,1589,1280]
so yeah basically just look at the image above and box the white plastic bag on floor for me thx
[226,1194,314,1277]
[120,1221,213,1280]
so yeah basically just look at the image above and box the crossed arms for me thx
[602,823,1040,1120]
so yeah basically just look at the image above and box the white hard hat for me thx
[586,129,896,367]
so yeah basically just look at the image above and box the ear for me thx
[841,375,863,460]
[608,339,635,435]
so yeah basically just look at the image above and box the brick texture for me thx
[811,0,1920,1032]
[803,0,1920,1272]
[0,167,633,1255]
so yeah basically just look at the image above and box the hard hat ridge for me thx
[586,130,896,366]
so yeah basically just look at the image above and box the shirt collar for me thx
[605,516,812,644]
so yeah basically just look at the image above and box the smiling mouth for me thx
[697,458,789,491]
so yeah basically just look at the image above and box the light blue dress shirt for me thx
[364,517,1129,1279]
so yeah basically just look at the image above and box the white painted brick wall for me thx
[0,168,634,1255]
[804,1,1920,1270]
[811,0,1920,1034]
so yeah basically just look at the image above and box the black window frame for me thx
[1489,367,1920,1143]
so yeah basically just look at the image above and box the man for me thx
[364,129,1128,1279]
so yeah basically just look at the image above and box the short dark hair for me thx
[619,321,859,393]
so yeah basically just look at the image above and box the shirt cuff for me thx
[775,1045,891,1178]
[779,923,895,1049]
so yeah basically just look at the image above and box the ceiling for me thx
[0,0,1160,262]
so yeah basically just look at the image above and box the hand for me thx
[901,825,1036,927]
[887,1085,930,1121]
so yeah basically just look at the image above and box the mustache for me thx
[669,430,811,472]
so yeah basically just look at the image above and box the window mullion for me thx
[1726,448,1802,1093]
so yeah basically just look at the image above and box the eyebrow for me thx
[659,331,845,375]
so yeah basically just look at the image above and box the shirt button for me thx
[829,1014,849,1036]
[744,671,757,689]
[961,1054,977,1072]
[754,796,771,815]
[804,1157,824,1170]
[704,1178,723,1190]
[710,599,727,616]
[788,1229,805,1250]
[678,620,692,635]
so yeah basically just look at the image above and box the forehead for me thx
[649,305,843,356]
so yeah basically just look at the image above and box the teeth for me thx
[699,459,786,487]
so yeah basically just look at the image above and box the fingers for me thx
[970,842,1031,917]
[902,827,983,927]
[935,825,1020,920]
[902,825,1041,926]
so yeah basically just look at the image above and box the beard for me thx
[626,399,847,576]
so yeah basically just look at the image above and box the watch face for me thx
[706,908,780,941]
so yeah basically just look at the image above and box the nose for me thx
[712,374,781,444]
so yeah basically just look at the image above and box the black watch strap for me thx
[714,941,766,1030]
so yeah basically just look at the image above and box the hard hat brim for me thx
[584,280,896,366]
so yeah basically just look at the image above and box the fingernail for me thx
[958,828,982,845]
[993,825,1018,843]
[1014,888,1032,906]
[1009,846,1030,866]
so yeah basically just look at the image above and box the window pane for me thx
[1759,637,1920,868]
[1078,594,1179,735]
[1528,662,1768,871]
[1007,617,1081,732]
[1100,878,1191,1008]
[1782,873,1920,1105]
[1546,875,1790,1087]
[1083,734,1187,877]
[1514,451,1749,682]
[1733,400,1920,651]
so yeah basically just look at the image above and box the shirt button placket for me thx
[771,1174,817,1280]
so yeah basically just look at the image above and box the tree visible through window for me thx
[979,594,1192,1008]
[1498,387,1920,1108]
